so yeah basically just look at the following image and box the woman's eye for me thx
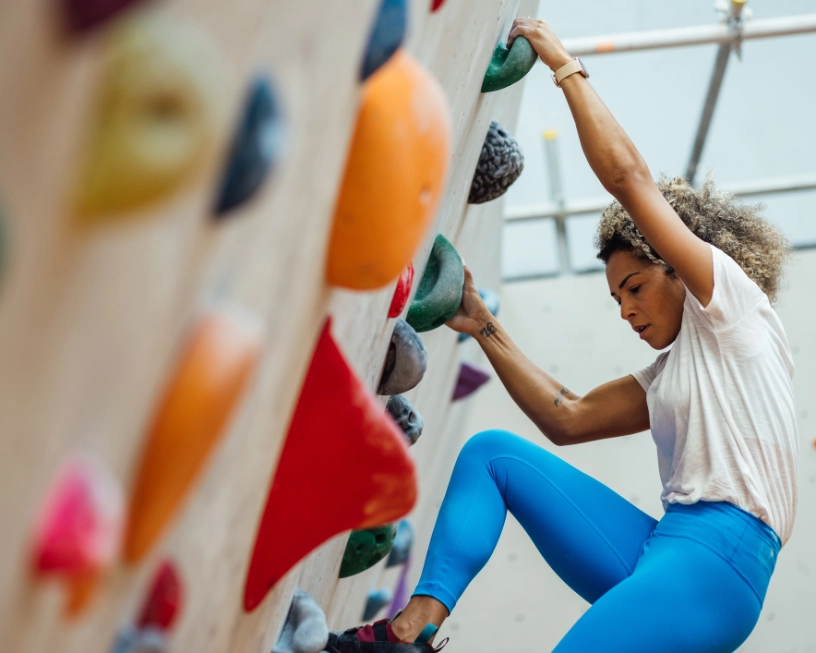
[630,285,640,294]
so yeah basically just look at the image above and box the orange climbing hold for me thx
[30,455,124,617]
[124,308,262,562]
[326,51,452,290]
[243,318,417,611]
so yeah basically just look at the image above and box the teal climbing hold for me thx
[386,519,414,568]
[339,524,398,578]
[361,0,407,81]
[214,77,285,216]
[481,36,537,93]
[406,234,464,332]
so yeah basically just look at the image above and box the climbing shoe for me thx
[325,619,448,653]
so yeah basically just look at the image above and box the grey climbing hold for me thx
[378,319,427,395]
[110,626,167,653]
[468,122,524,204]
[363,588,394,621]
[459,288,501,342]
[385,395,424,446]
[386,519,414,568]
[272,590,329,653]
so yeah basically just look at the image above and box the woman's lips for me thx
[639,325,650,340]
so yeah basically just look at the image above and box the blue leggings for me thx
[414,430,781,653]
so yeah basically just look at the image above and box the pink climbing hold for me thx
[136,559,183,632]
[452,361,491,401]
[30,455,124,615]
[388,263,414,318]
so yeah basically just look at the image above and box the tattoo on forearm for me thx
[553,386,570,408]
[479,322,497,338]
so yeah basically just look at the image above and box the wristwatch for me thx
[551,58,589,87]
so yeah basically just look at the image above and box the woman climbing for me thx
[327,17,797,653]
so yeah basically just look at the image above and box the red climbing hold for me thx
[388,263,414,318]
[243,318,417,612]
[137,560,183,631]
[30,455,124,616]
[430,0,446,11]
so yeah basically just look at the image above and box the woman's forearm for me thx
[471,316,579,445]
[559,73,649,195]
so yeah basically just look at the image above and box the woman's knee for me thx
[458,429,553,465]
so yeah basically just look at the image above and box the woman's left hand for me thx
[507,17,572,72]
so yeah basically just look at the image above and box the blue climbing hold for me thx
[363,588,394,621]
[386,519,414,568]
[214,78,285,216]
[361,0,407,81]
[458,288,500,342]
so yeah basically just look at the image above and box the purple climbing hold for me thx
[387,558,411,620]
[61,0,146,33]
[452,361,491,401]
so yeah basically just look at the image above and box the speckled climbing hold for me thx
[124,308,262,562]
[430,0,446,11]
[363,588,394,621]
[73,13,226,221]
[31,455,124,617]
[378,319,427,395]
[243,319,416,611]
[327,51,452,290]
[453,361,491,401]
[214,78,285,216]
[481,36,537,93]
[388,263,414,319]
[272,590,329,653]
[458,288,500,342]
[406,234,464,332]
[385,395,423,446]
[339,524,398,578]
[386,519,414,568]
[60,0,145,32]
[136,560,183,631]
[361,0,407,81]
[468,121,524,204]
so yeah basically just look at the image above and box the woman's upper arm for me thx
[616,175,714,308]
[562,374,650,445]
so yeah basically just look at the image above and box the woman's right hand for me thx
[507,17,572,72]
[446,266,494,337]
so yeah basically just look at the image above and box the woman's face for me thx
[605,249,686,350]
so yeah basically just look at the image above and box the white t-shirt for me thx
[631,244,798,544]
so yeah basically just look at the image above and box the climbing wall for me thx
[0,1,536,652]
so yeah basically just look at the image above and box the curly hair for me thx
[595,175,790,304]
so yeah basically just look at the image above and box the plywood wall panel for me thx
[0,0,537,650]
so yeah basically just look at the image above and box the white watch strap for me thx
[552,58,586,87]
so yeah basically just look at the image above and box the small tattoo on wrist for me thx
[479,322,497,338]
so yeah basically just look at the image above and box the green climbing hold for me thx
[339,524,398,578]
[406,234,464,333]
[481,36,537,93]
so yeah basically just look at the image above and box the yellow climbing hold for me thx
[73,12,227,222]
